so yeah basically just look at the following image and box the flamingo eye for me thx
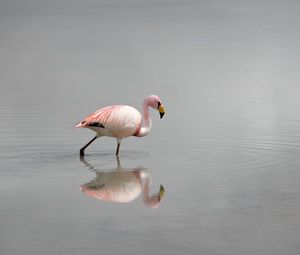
[157,101,161,109]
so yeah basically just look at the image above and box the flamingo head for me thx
[145,184,166,209]
[146,95,166,119]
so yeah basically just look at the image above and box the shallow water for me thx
[1,1,300,254]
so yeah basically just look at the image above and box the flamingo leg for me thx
[115,155,121,169]
[80,135,98,156]
[115,143,120,156]
[115,139,122,156]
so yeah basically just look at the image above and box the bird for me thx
[76,95,166,156]
[80,162,165,208]
[80,156,165,208]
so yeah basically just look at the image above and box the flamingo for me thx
[80,169,165,208]
[80,157,165,208]
[76,95,165,156]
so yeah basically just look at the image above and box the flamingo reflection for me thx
[80,157,165,208]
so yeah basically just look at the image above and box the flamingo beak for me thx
[158,185,165,201]
[158,105,165,119]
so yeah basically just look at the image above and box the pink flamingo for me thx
[80,169,165,208]
[80,157,165,208]
[76,95,166,156]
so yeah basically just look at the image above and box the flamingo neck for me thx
[136,100,152,137]
[142,178,151,202]
[142,177,160,209]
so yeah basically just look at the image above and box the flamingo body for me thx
[76,95,165,155]
[76,105,142,139]
[81,171,142,203]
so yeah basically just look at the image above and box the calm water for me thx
[1,1,300,254]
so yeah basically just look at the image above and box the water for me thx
[1,1,300,254]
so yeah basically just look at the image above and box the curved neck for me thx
[142,177,160,209]
[142,178,151,202]
[136,100,152,137]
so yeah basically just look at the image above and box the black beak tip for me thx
[160,112,165,119]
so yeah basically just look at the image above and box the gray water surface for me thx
[1,1,300,254]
